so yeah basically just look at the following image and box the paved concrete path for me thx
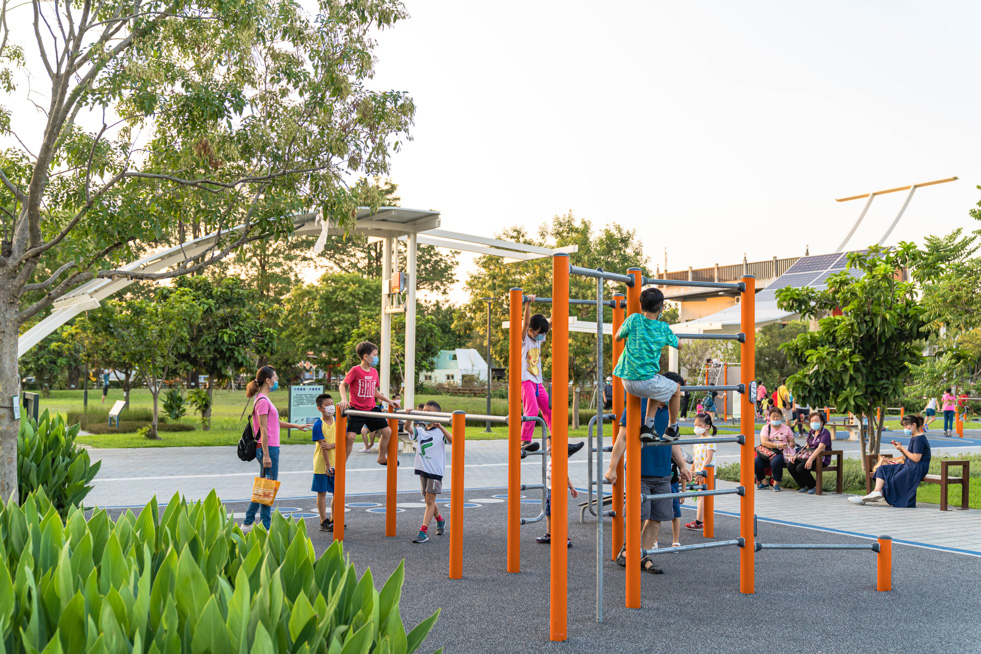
[87,434,980,555]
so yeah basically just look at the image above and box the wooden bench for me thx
[864,455,970,511]
[814,449,844,495]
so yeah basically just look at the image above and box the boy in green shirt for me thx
[613,287,682,443]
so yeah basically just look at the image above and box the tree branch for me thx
[123,166,326,191]
[0,169,27,203]
[21,259,77,292]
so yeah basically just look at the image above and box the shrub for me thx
[163,386,187,420]
[0,490,440,653]
[188,388,213,428]
[83,421,196,435]
[67,406,155,424]
[17,411,101,515]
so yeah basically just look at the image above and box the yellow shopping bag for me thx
[251,476,281,506]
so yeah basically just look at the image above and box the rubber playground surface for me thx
[115,488,981,653]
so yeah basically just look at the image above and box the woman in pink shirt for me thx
[754,407,797,492]
[941,388,956,436]
[242,366,310,532]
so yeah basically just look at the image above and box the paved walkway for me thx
[87,436,980,555]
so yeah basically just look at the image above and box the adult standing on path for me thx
[777,380,793,424]
[941,388,956,436]
[242,366,310,532]
[850,414,931,507]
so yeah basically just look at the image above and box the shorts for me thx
[782,408,794,423]
[622,375,679,404]
[640,476,673,522]
[418,474,442,495]
[102,384,110,397]
[671,481,681,519]
[925,408,936,417]
[346,405,390,434]
[545,489,552,517]
[312,472,334,494]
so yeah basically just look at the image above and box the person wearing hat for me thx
[603,377,613,410]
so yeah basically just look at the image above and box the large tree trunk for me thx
[148,388,162,440]
[0,297,21,504]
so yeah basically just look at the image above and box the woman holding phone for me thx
[850,414,931,507]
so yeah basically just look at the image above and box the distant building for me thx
[420,349,488,385]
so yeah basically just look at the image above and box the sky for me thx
[366,0,981,299]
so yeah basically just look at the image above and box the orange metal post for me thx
[703,465,715,538]
[550,254,570,641]
[508,288,523,573]
[386,406,398,536]
[739,275,756,594]
[900,407,905,419]
[956,406,964,437]
[877,536,892,591]
[449,411,466,579]
[611,293,626,561]
[333,413,347,541]
[625,268,642,609]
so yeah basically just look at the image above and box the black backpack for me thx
[237,397,265,462]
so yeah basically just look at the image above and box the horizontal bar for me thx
[344,409,454,424]
[525,295,616,308]
[644,435,745,447]
[397,409,507,424]
[642,276,746,292]
[755,543,878,552]
[641,488,743,502]
[676,332,746,343]
[569,265,635,286]
[643,539,743,556]
[520,515,545,525]
[681,384,745,393]
[521,484,545,491]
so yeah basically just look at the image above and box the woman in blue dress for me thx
[850,415,931,507]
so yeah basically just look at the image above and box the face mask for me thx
[770,419,783,427]
[903,428,913,436]
[371,355,379,366]
[324,405,335,416]
[271,381,279,392]
[693,426,706,436]
[810,422,821,431]
[535,334,546,343]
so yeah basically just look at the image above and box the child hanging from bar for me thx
[685,412,717,532]
[405,401,451,543]
[521,295,585,457]
[613,286,683,442]
[535,445,579,548]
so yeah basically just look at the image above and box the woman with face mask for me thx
[754,407,797,491]
[850,415,932,507]
[786,411,832,494]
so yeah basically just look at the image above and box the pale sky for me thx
[369,1,981,298]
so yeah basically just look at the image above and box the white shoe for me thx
[241,523,253,533]
[848,496,865,505]
[359,447,372,453]
[862,491,884,503]
[672,542,681,553]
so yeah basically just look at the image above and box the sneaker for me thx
[639,423,658,444]
[241,523,253,534]
[566,538,573,548]
[320,519,332,532]
[849,496,866,505]
[435,519,445,536]
[568,441,585,457]
[684,520,703,530]
[662,424,680,441]
[797,487,809,493]
[861,491,883,503]
[536,533,551,544]
[757,482,768,490]
[521,441,540,453]
[412,530,429,543]
[807,487,817,495]
[772,484,782,492]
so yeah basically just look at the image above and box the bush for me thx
[17,411,101,515]
[0,490,440,653]
[83,421,196,435]
[67,406,155,424]
[163,387,187,420]
[188,387,213,428]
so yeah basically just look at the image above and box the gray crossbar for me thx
[641,488,743,502]
[643,539,743,556]
[676,333,746,343]
[755,543,879,552]
[642,276,746,291]
[344,409,454,424]
[525,296,616,308]
[681,384,745,393]
[397,409,507,424]
[644,435,745,447]
[569,265,635,286]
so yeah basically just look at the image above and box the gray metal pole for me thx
[485,298,492,433]
[83,362,89,410]
[595,272,605,623]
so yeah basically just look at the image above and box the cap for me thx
[606,377,612,383]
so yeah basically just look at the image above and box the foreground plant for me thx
[17,410,100,516]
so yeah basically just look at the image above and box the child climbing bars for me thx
[613,287,683,442]
[406,401,452,543]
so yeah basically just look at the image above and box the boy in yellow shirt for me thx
[312,394,337,531]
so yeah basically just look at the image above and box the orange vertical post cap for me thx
[449,411,466,579]
[877,536,892,591]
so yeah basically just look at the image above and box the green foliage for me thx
[188,388,213,428]
[17,412,100,516]
[0,490,439,653]
[163,387,187,421]
[17,327,84,396]
[753,322,809,388]
[776,245,929,456]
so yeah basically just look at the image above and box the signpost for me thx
[288,385,324,438]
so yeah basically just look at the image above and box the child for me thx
[406,401,452,543]
[520,295,585,458]
[613,287,682,443]
[311,393,337,531]
[685,412,717,531]
[535,447,579,548]
[338,341,400,465]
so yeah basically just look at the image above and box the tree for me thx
[69,304,140,408]
[171,276,275,429]
[0,0,415,500]
[111,289,203,439]
[753,322,809,388]
[776,245,928,460]
[17,327,82,396]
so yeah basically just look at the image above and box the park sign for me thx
[288,385,323,438]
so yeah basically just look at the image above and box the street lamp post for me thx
[483,298,493,433]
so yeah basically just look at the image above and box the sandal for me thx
[616,545,626,567]
[640,555,663,575]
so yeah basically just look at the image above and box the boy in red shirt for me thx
[338,341,401,465]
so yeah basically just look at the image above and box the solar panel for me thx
[811,268,862,286]
[783,253,842,275]
[765,272,823,291]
